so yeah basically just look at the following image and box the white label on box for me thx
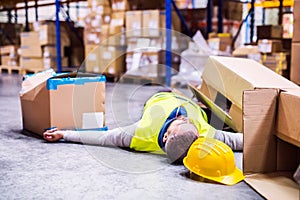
[93,66,99,72]
[103,52,112,59]
[82,112,104,129]
[131,52,142,70]
[88,53,97,61]
[39,30,46,40]
[136,38,150,49]
[108,67,115,74]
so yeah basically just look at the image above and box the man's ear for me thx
[163,132,169,143]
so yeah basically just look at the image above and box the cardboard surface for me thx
[243,89,300,199]
[243,89,278,173]
[195,56,300,199]
[293,0,300,42]
[142,10,160,37]
[48,74,105,130]
[126,10,142,37]
[20,31,40,46]
[20,70,106,135]
[277,88,300,147]
[20,57,44,69]
[246,173,299,200]
[290,42,300,84]
[202,56,299,109]
[20,70,54,135]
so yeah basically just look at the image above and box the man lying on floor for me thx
[44,92,243,164]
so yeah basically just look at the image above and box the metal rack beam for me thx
[55,0,62,72]
[165,0,172,86]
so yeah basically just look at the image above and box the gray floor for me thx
[0,73,264,200]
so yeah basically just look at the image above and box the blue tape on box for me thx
[75,126,108,131]
[47,75,106,90]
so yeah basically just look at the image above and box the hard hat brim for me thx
[183,157,245,185]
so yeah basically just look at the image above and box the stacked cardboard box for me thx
[261,53,288,75]
[0,45,19,66]
[0,23,22,46]
[290,0,300,84]
[124,9,183,80]
[84,0,126,77]
[207,32,232,52]
[19,22,70,71]
[19,31,44,70]
[256,25,283,39]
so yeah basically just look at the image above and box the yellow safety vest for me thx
[130,92,216,153]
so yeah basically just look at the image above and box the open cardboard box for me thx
[20,69,106,136]
[189,56,300,199]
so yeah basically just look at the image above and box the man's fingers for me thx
[46,128,58,133]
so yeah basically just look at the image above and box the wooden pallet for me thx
[119,74,165,85]
[22,68,46,74]
[0,65,24,74]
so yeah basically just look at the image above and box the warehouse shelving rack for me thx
[0,0,292,85]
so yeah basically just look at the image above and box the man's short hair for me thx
[165,130,198,164]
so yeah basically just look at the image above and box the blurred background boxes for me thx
[257,25,283,39]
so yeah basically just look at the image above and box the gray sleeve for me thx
[213,130,243,151]
[63,122,139,148]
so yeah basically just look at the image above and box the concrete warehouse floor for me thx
[0,73,264,200]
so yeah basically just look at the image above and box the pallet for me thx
[0,65,24,75]
[22,68,46,75]
[119,74,165,85]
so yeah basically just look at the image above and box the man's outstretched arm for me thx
[43,121,139,148]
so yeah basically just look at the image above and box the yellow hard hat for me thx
[183,137,244,185]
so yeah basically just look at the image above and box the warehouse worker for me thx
[44,92,243,164]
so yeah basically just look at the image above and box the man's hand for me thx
[43,128,64,142]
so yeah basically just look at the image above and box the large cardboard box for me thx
[20,70,106,135]
[189,56,300,199]
[290,42,300,84]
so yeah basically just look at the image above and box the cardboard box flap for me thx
[202,56,299,109]
[20,69,55,100]
[243,88,278,173]
[245,173,299,200]
[277,88,300,147]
